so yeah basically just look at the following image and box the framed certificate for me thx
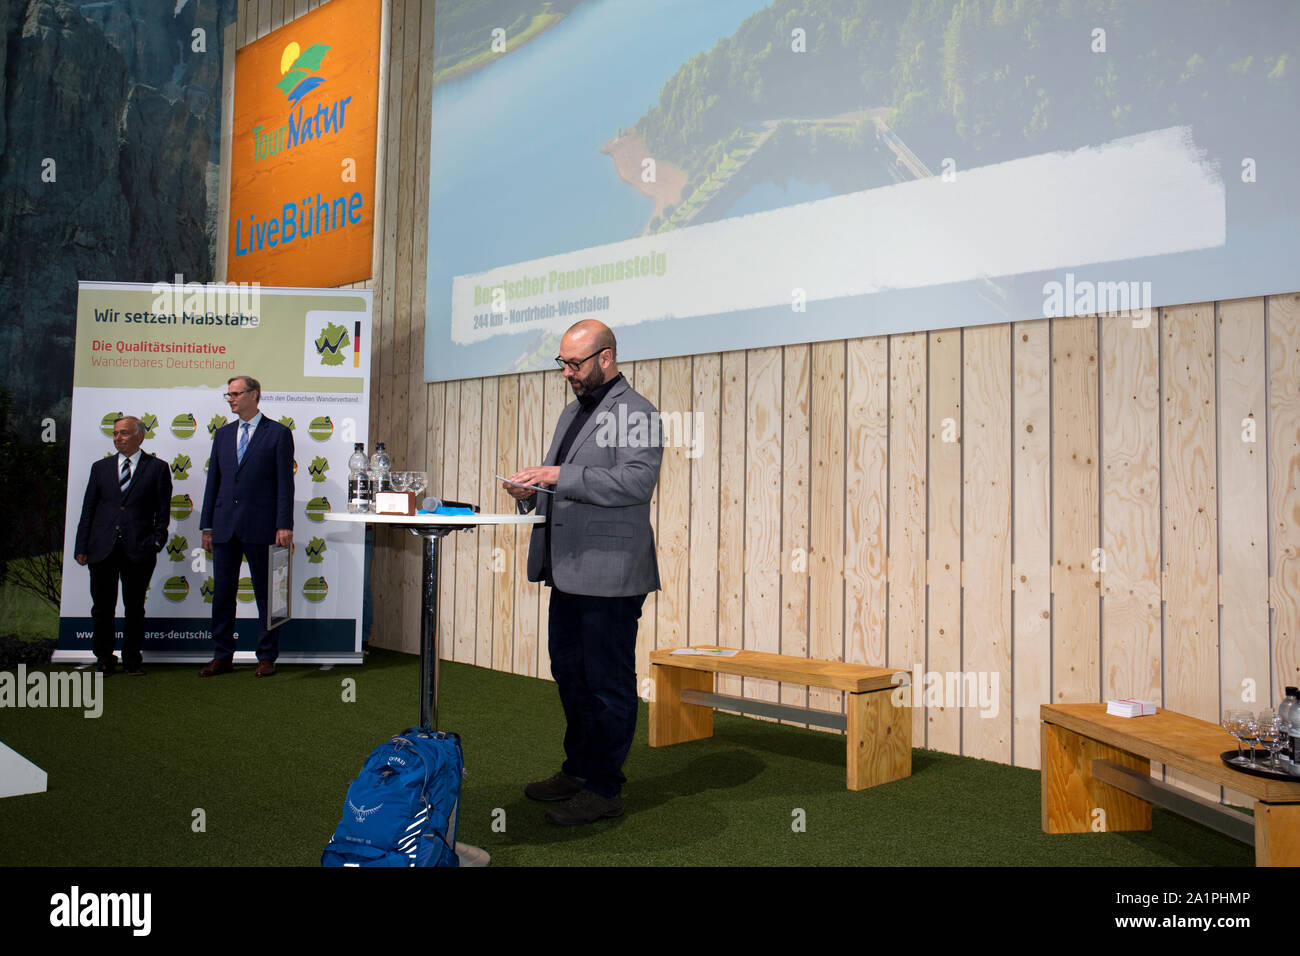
[267,544,292,630]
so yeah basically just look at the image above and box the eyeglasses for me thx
[223,390,248,400]
[554,348,608,371]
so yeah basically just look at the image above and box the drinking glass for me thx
[1259,711,1286,771]
[1240,713,1261,769]
[390,471,410,493]
[408,471,428,497]
[1223,710,1248,765]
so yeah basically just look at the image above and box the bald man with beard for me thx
[504,319,663,826]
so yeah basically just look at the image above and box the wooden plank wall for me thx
[226,3,1300,776]
[412,294,1300,776]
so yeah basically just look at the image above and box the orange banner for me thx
[226,0,381,287]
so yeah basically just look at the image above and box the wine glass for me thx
[1223,710,1248,765]
[1239,712,1261,769]
[390,471,410,493]
[408,471,427,498]
[1258,710,1286,771]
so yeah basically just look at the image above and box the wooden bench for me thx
[1042,703,1300,866]
[648,647,911,791]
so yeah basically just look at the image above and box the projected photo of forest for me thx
[424,0,1300,382]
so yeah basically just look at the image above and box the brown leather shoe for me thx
[199,658,234,678]
[254,660,277,678]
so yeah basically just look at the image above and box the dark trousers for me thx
[547,588,646,799]
[88,540,155,667]
[211,535,275,661]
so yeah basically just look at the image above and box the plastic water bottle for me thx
[370,442,391,493]
[1281,687,1300,767]
[347,443,371,513]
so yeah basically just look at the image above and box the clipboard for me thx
[267,544,292,630]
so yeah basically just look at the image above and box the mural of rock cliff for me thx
[0,0,235,614]
[0,0,236,429]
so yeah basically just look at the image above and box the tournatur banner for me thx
[225,0,381,287]
[57,281,373,664]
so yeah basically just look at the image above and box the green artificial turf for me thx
[0,650,1254,866]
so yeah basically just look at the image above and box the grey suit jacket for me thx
[521,375,662,596]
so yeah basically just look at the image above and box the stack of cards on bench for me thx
[1106,698,1157,717]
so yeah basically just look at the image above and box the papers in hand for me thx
[1107,698,1157,717]
[670,647,740,657]
[495,473,555,494]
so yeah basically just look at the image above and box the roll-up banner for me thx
[56,281,372,664]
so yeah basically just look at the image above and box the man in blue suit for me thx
[74,415,172,676]
[198,375,294,678]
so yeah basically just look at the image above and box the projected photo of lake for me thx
[425,0,1300,382]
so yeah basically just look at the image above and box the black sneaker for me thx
[96,659,117,677]
[545,790,623,826]
[124,662,146,676]
[523,771,585,803]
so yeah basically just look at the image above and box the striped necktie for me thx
[238,422,250,464]
[120,457,132,493]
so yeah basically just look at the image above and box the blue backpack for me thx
[322,728,463,867]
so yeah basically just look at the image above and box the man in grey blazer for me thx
[504,319,662,825]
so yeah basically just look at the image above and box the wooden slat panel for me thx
[1218,298,1269,807]
[1218,299,1269,712]
[1013,320,1052,769]
[1162,303,1220,801]
[889,333,927,745]
[408,380,444,657]
[437,380,459,662]
[475,376,499,667]
[928,329,962,753]
[453,380,482,664]
[513,372,543,677]
[809,340,845,717]
[845,337,888,671]
[377,0,404,445]
[493,375,519,673]
[656,356,692,652]
[630,360,659,685]
[1100,313,1161,702]
[537,368,569,680]
[689,355,721,649]
[962,323,1011,763]
[215,22,236,280]
[1052,315,1101,703]
[717,351,747,697]
[744,348,782,710]
[1269,293,1300,695]
[780,345,810,723]
[257,0,271,40]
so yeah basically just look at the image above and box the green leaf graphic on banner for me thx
[315,322,349,366]
[291,43,330,72]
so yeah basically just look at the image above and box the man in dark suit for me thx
[504,320,663,825]
[74,415,173,676]
[198,375,294,678]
